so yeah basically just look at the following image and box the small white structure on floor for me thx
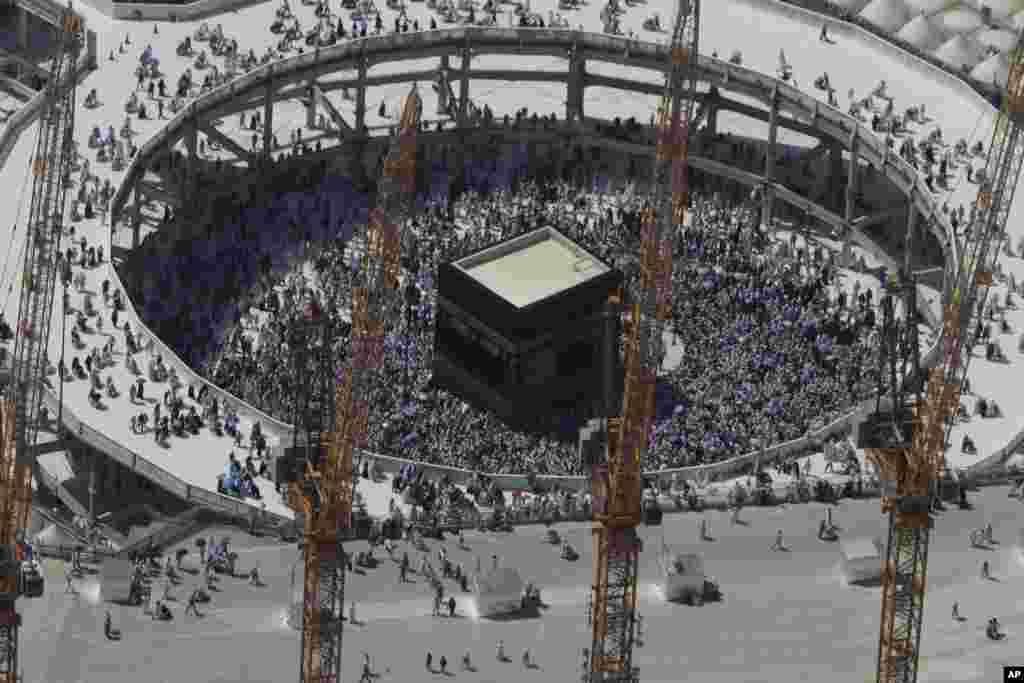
[474,566,525,617]
[840,537,884,585]
[662,552,705,602]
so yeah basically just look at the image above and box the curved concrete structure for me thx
[16,27,968,524]
[111,28,958,284]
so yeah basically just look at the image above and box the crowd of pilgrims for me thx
[195,178,885,476]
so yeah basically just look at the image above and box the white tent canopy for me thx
[474,567,525,617]
[896,14,948,50]
[940,6,986,33]
[840,537,883,584]
[971,51,1011,84]
[860,0,911,32]
[934,34,986,69]
[976,27,1018,51]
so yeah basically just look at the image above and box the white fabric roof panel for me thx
[976,27,1018,51]
[859,0,912,32]
[971,51,1011,84]
[940,6,986,33]
[933,34,986,69]
[896,14,948,50]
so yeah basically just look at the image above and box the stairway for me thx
[115,506,209,558]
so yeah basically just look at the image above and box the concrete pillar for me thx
[457,48,471,127]
[761,87,779,228]
[845,129,858,224]
[183,122,198,203]
[306,81,317,130]
[355,57,368,135]
[132,187,143,248]
[829,142,843,213]
[455,47,471,196]
[904,199,917,276]
[439,55,450,115]
[704,96,718,138]
[566,46,586,122]
[17,8,28,52]
[131,187,143,248]
[88,450,97,524]
[263,79,274,158]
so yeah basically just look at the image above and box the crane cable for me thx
[0,151,37,313]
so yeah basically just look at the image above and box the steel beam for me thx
[263,77,274,158]
[199,123,255,164]
[136,179,183,209]
[852,208,906,231]
[310,83,355,137]
[0,48,50,78]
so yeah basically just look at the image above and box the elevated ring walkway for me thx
[31,29,959,526]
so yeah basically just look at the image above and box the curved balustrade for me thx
[77,29,956,509]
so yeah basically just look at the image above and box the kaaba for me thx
[433,226,623,434]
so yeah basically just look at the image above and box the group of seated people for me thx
[217,451,265,499]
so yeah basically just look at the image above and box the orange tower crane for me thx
[289,84,421,683]
[582,1,699,681]
[865,30,1024,683]
[0,4,82,682]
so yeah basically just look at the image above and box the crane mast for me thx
[583,2,699,681]
[0,5,82,682]
[868,30,1024,683]
[292,84,420,683]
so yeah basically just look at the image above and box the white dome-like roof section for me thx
[905,0,951,14]
[977,27,1019,51]
[934,34,987,69]
[896,14,947,50]
[860,0,911,32]
[971,51,1011,84]
[1013,9,1024,28]
[940,6,986,33]
[831,0,871,10]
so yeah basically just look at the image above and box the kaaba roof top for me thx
[453,226,611,309]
